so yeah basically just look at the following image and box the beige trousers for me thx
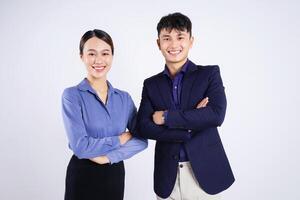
[157,162,221,200]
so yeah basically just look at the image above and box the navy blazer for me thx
[136,61,235,198]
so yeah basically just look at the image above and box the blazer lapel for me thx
[181,61,199,109]
[155,74,173,109]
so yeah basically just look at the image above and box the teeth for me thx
[169,50,181,55]
[93,66,105,70]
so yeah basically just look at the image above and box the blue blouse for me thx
[62,78,147,164]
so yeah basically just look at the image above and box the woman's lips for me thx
[92,65,105,72]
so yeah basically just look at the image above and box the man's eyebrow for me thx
[177,32,188,36]
[86,49,111,52]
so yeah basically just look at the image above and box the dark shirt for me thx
[163,59,190,162]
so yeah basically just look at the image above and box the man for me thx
[136,12,235,199]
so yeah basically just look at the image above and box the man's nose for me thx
[170,39,179,47]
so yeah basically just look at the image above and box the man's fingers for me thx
[197,99,207,107]
[197,97,209,108]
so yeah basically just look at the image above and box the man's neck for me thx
[166,58,188,77]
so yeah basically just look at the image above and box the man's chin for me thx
[166,58,186,64]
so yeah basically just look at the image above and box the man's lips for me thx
[168,50,182,55]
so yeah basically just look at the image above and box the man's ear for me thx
[190,36,194,49]
[157,38,161,50]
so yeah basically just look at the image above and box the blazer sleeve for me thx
[135,81,192,142]
[165,66,227,131]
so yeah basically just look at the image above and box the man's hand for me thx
[119,132,132,145]
[151,98,208,126]
[196,97,209,108]
[152,111,165,125]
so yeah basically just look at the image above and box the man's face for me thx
[157,28,193,66]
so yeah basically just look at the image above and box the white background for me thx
[0,0,299,199]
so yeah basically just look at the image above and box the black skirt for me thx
[65,155,125,200]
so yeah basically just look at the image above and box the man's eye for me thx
[103,53,110,56]
[88,53,95,56]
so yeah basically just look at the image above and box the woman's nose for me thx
[95,55,103,64]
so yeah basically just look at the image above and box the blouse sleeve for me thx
[62,88,121,159]
[106,93,147,164]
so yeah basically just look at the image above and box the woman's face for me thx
[81,37,113,80]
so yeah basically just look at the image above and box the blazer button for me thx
[173,155,179,160]
[188,129,192,133]
[179,164,183,168]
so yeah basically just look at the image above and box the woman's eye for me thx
[88,53,95,56]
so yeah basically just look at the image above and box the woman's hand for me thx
[90,156,110,165]
[119,132,132,145]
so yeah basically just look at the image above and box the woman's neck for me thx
[87,76,108,93]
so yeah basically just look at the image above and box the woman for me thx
[62,29,147,200]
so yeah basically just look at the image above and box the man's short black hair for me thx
[157,12,192,37]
